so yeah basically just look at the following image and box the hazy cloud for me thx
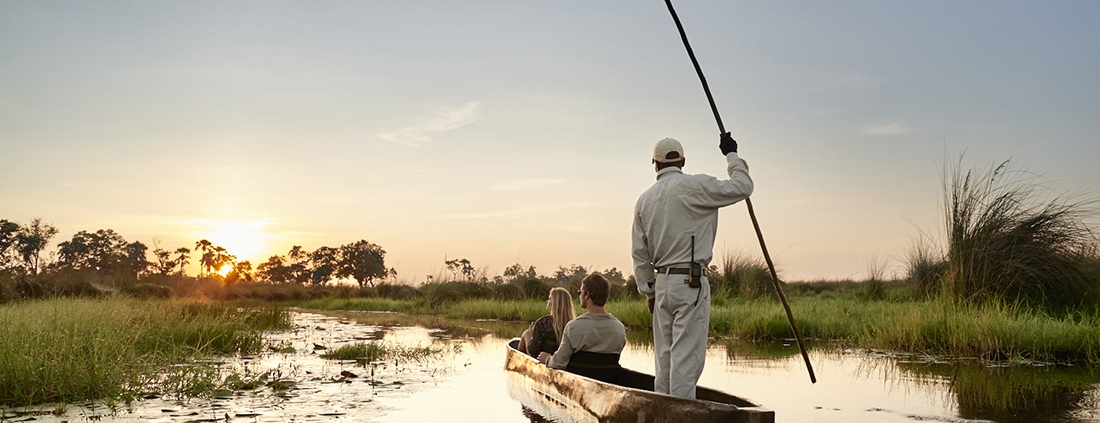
[491,178,565,192]
[861,123,916,136]
[379,101,482,147]
[435,202,590,220]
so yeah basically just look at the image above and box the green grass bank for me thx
[298,294,1100,365]
[0,297,290,407]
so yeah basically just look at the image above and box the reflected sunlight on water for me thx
[4,310,1099,423]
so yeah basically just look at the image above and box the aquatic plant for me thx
[320,341,450,363]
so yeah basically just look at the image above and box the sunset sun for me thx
[195,219,275,265]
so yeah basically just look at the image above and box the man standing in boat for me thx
[538,273,627,382]
[632,134,753,399]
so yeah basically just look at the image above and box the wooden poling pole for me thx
[745,198,816,384]
[663,0,816,384]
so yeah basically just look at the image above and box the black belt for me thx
[658,267,704,276]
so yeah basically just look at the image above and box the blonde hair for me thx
[548,287,576,343]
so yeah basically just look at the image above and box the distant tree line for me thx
[254,240,393,288]
[0,218,209,281]
[0,218,394,289]
[1,217,636,302]
[421,258,633,306]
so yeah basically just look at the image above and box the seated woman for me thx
[518,287,576,358]
[537,274,627,384]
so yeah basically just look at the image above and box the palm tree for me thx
[174,247,191,279]
[200,251,215,277]
[194,239,213,277]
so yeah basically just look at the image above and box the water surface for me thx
[4,310,1098,423]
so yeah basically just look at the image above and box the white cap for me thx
[652,137,685,163]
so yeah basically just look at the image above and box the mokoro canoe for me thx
[504,338,775,423]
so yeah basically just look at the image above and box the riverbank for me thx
[0,297,290,407]
[296,295,1100,365]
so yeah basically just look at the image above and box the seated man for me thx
[538,273,627,383]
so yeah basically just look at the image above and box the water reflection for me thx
[3,310,1099,423]
[315,309,526,341]
[521,406,555,423]
[896,361,1100,423]
[332,311,1100,423]
[796,349,1100,423]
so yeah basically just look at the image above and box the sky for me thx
[2,1,1098,283]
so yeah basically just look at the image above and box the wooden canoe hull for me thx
[504,339,775,423]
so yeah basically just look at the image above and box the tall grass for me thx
[300,297,555,322]
[851,298,1100,362]
[906,236,947,296]
[304,292,1100,364]
[443,298,549,321]
[710,253,773,299]
[297,296,422,313]
[940,158,1099,307]
[0,297,290,406]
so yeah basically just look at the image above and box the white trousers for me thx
[652,273,710,399]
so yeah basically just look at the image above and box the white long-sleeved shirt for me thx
[546,312,627,370]
[632,152,754,298]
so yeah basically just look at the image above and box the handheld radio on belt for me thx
[689,235,701,288]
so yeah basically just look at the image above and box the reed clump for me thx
[710,253,773,299]
[938,158,1099,308]
[320,341,449,363]
[0,297,290,406]
[321,342,388,361]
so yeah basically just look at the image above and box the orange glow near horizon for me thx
[194,218,276,265]
[217,264,233,276]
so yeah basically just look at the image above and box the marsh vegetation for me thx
[0,297,289,407]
